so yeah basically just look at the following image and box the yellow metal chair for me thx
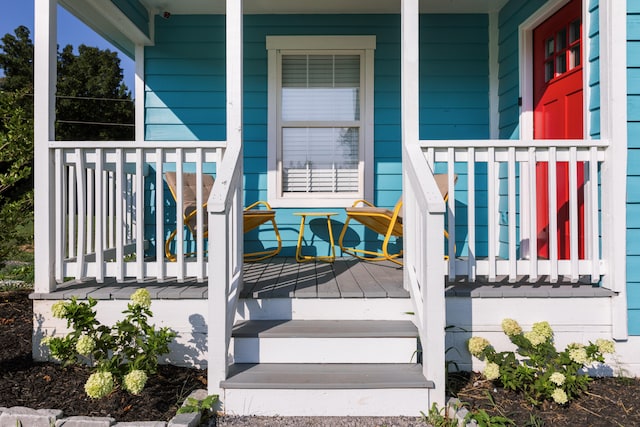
[164,172,281,262]
[338,174,454,266]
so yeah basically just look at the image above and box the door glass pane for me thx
[282,54,360,122]
[556,28,567,51]
[556,52,567,75]
[570,46,581,69]
[569,20,581,43]
[545,61,554,82]
[546,38,554,58]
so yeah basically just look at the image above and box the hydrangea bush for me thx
[468,319,615,405]
[44,288,177,399]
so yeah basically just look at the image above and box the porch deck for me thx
[30,258,407,300]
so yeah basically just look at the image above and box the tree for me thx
[0,26,34,113]
[0,26,134,140]
[56,44,134,141]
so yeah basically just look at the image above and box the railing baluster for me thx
[75,149,87,280]
[196,148,205,282]
[548,146,558,283]
[176,148,185,282]
[487,146,496,281]
[569,146,579,282]
[108,170,115,249]
[55,149,64,282]
[155,149,165,281]
[589,147,600,283]
[115,148,124,282]
[467,147,476,281]
[87,167,94,254]
[508,146,516,282]
[95,149,104,283]
[528,147,538,282]
[136,148,145,281]
[447,147,456,280]
[68,163,76,260]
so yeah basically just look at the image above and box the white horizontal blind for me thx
[281,54,361,193]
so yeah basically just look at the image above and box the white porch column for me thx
[600,0,628,340]
[401,0,446,408]
[33,0,57,293]
[208,0,243,396]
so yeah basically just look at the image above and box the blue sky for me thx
[1,1,135,90]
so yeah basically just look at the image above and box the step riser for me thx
[222,388,432,416]
[236,298,414,321]
[232,337,418,364]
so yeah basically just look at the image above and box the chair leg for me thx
[339,217,403,264]
[244,218,282,262]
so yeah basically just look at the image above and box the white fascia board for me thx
[59,0,153,58]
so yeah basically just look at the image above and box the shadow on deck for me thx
[30,258,407,301]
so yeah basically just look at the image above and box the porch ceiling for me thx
[144,0,508,14]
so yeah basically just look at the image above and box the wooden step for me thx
[220,363,434,416]
[231,320,419,364]
[221,363,434,389]
[232,319,418,338]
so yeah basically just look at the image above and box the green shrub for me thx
[43,288,177,398]
[468,319,615,405]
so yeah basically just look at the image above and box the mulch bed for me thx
[0,290,207,422]
[449,371,640,426]
[2,289,640,425]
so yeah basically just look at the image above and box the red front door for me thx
[533,0,584,259]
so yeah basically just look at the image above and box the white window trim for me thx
[267,35,375,208]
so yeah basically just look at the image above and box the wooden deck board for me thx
[222,363,433,389]
[292,262,317,298]
[346,261,389,298]
[315,262,341,298]
[361,262,406,298]
[33,258,407,301]
[330,259,364,298]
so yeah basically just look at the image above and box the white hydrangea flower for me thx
[501,319,522,337]
[524,331,546,346]
[468,337,491,358]
[123,369,148,395]
[595,339,615,354]
[568,344,589,365]
[551,388,568,405]
[549,372,566,386]
[84,371,114,399]
[483,362,500,381]
[130,288,151,308]
[51,301,67,319]
[75,335,96,356]
[531,321,553,340]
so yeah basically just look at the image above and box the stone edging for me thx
[0,389,208,427]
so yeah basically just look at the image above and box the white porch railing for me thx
[403,143,447,406]
[51,140,225,284]
[422,139,609,284]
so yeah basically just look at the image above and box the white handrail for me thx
[403,143,446,411]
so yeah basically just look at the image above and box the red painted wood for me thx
[533,0,584,259]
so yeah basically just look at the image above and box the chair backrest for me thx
[165,172,215,236]
[433,173,457,201]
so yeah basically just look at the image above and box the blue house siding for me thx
[143,13,492,257]
[420,14,491,257]
[111,0,149,38]
[627,2,640,335]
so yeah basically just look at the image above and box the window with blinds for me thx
[280,54,362,193]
